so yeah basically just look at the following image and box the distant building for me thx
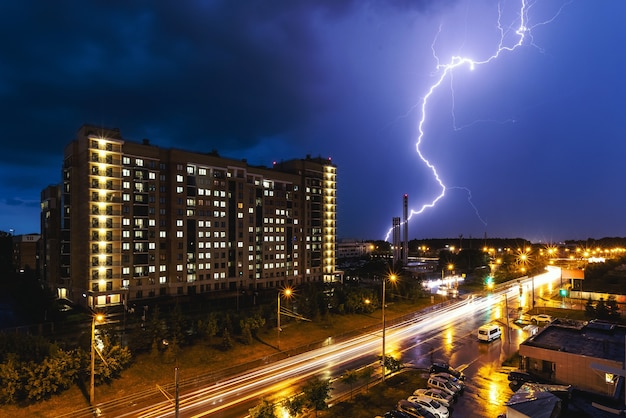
[42,124,337,309]
[519,319,626,399]
[12,233,40,273]
[336,240,372,259]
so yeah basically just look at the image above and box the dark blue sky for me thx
[1,0,625,243]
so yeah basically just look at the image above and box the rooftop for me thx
[521,319,626,362]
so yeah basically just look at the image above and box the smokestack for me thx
[393,217,401,264]
[403,194,408,266]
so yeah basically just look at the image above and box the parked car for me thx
[396,399,436,418]
[531,314,552,324]
[427,375,461,399]
[429,362,465,380]
[413,388,454,408]
[375,411,412,418]
[407,396,450,418]
[431,372,464,393]
[508,369,544,385]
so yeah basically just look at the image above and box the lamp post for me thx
[90,312,104,405]
[382,273,397,382]
[277,288,292,351]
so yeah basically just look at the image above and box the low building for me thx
[505,383,565,418]
[336,239,372,259]
[519,319,625,399]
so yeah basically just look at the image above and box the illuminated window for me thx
[176,174,184,182]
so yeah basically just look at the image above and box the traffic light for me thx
[485,276,494,290]
[559,288,568,297]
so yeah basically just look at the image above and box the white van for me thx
[478,323,501,342]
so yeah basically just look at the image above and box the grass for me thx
[320,370,426,417]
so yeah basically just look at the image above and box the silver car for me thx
[407,395,450,418]
[413,388,454,408]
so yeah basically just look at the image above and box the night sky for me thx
[1,0,625,243]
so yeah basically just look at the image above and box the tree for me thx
[197,313,218,345]
[381,354,403,376]
[283,395,305,417]
[585,297,595,316]
[360,365,374,392]
[248,399,276,418]
[241,324,253,345]
[91,335,132,384]
[169,302,187,346]
[221,328,234,351]
[606,295,620,320]
[0,358,21,404]
[341,369,359,400]
[302,377,332,416]
[240,314,266,339]
[596,298,608,319]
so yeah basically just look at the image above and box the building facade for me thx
[40,185,61,291]
[519,319,626,399]
[11,233,40,273]
[46,125,337,308]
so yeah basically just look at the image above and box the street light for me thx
[382,273,397,382]
[518,248,535,310]
[90,312,105,405]
[277,287,292,351]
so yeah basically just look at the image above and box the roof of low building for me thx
[520,319,626,362]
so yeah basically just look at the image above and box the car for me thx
[407,396,450,418]
[508,369,544,385]
[431,372,464,393]
[427,375,461,399]
[376,411,412,418]
[413,388,454,408]
[429,362,465,380]
[531,314,553,324]
[396,399,437,418]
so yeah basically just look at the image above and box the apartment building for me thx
[46,124,337,309]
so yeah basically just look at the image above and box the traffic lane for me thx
[401,302,531,417]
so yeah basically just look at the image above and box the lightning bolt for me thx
[385,0,568,241]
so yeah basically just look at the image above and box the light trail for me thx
[385,0,568,240]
